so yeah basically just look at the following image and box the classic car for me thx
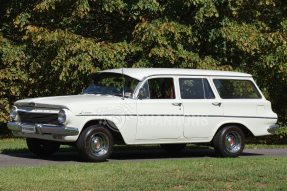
[8,68,279,161]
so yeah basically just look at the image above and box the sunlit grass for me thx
[0,157,286,190]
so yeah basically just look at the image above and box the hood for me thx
[15,94,124,109]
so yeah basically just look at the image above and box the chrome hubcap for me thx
[225,131,241,153]
[89,132,109,157]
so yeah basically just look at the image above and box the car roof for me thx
[94,68,252,81]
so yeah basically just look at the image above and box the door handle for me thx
[212,102,222,106]
[172,103,182,106]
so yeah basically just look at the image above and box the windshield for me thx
[83,73,140,98]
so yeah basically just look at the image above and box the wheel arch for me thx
[79,119,126,145]
[212,122,254,142]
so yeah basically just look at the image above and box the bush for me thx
[0,123,13,139]
[246,125,287,145]
[1,0,287,124]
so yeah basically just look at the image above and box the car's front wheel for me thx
[213,125,245,157]
[26,138,61,156]
[160,144,186,152]
[77,125,114,162]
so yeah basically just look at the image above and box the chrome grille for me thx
[18,111,60,125]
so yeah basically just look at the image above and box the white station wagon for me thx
[8,68,279,162]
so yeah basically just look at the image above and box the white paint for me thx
[12,68,277,144]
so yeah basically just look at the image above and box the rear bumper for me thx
[7,122,79,136]
[267,124,280,133]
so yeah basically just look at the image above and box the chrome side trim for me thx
[185,115,223,117]
[76,114,137,116]
[267,124,279,133]
[185,115,277,119]
[76,114,183,116]
[224,115,277,119]
[75,114,277,119]
[138,114,184,116]
[7,122,79,136]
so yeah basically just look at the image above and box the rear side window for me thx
[213,79,261,99]
[179,78,215,99]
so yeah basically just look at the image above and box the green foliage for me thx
[0,0,287,123]
[0,123,12,138]
[246,125,287,145]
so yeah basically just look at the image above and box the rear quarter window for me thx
[213,79,261,99]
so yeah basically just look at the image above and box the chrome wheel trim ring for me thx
[89,132,109,157]
[225,131,241,153]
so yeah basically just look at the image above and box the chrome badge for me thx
[28,102,37,106]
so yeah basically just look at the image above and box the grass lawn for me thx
[0,138,287,154]
[0,138,286,190]
[0,157,286,190]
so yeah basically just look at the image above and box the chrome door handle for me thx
[212,102,221,106]
[172,103,182,106]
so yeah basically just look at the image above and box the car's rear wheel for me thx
[77,125,114,162]
[213,125,245,157]
[160,144,186,152]
[26,138,60,156]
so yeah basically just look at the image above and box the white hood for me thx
[15,94,124,109]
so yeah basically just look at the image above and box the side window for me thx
[179,78,215,99]
[138,78,175,99]
[213,79,261,99]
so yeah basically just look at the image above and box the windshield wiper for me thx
[83,91,103,95]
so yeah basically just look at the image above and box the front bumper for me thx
[267,124,280,133]
[7,122,79,136]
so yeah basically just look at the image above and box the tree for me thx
[1,0,287,123]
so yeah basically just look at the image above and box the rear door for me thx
[178,76,224,138]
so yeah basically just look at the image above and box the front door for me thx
[136,76,184,140]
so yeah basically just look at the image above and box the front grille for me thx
[18,111,60,125]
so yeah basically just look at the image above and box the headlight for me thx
[58,109,67,124]
[10,106,18,121]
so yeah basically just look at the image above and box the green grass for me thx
[1,138,287,154]
[0,157,286,190]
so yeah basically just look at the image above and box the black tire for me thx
[213,125,245,157]
[160,144,186,152]
[77,125,114,162]
[26,138,60,156]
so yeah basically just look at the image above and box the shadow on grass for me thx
[0,146,77,154]
[1,145,264,164]
[0,144,210,154]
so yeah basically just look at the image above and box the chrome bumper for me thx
[267,124,279,133]
[7,122,79,136]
